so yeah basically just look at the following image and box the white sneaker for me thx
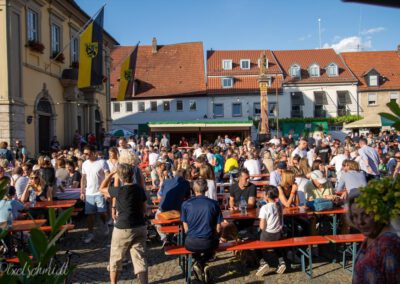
[104,224,110,236]
[276,262,286,274]
[256,263,269,277]
[84,233,95,244]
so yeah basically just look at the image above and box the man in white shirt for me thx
[243,153,261,180]
[329,147,348,182]
[81,145,110,243]
[291,138,308,159]
[160,133,170,150]
[148,147,160,168]
[193,144,203,159]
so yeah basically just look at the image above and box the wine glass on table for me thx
[223,196,228,211]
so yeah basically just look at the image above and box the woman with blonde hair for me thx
[21,170,52,202]
[277,170,299,208]
[199,165,217,200]
[261,151,274,174]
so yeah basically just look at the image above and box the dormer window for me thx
[369,75,378,86]
[290,64,301,78]
[240,59,250,69]
[222,77,233,88]
[222,60,232,70]
[309,64,320,77]
[327,63,338,77]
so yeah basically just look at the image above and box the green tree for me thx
[379,101,400,130]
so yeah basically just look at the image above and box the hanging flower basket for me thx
[51,52,65,64]
[26,40,45,54]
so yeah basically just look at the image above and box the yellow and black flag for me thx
[78,7,104,89]
[117,44,139,101]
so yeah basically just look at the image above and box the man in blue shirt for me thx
[156,169,191,245]
[181,178,222,283]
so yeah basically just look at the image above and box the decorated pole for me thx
[258,51,270,142]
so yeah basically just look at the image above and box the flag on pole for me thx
[117,44,139,101]
[78,7,104,89]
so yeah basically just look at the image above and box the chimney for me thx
[152,37,157,54]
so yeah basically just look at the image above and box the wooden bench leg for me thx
[298,245,313,279]
[186,255,192,284]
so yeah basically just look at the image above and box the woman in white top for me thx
[107,147,119,172]
[199,165,217,201]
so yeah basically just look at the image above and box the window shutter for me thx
[314,91,328,105]
[291,92,304,105]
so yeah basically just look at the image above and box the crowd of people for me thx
[0,130,400,283]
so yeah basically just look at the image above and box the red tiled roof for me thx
[273,48,357,84]
[206,50,283,76]
[341,51,400,91]
[110,42,206,99]
[207,75,283,95]
[206,50,283,94]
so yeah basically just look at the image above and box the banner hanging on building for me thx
[117,44,139,101]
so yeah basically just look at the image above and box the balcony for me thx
[314,109,327,118]
[291,110,303,118]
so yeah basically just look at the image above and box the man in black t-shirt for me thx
[229,168,256,209]
[314,139,331,164]
[100,163,148,284]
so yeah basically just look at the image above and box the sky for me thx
[75,0,400,53]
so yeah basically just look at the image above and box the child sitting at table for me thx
[0,186,25,229]
[256,185,286,276]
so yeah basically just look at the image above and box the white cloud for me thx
[323,36,371,52]
[361,27,385,35]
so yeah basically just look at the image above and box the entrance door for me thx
[38,115,50,153]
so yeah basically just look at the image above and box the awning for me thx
[344,114,394,129]
[148,120,253,132]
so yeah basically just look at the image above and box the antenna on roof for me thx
[318,18,322,49]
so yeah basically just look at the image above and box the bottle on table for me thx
[29,190,37,207]
[7,208,13,229]
[239,196,247,215]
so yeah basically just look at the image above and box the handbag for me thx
[313,198,333,212]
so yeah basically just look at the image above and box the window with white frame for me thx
[176,100,183,111]
[240,59,250,69]
[232,103,242,117]
[51,23,61,55]
[290,64,301,78]
[138,101,145,112]
[213,103,224,117]
[390,92,399,103]
[368,93,377,105]
[369,75,378,87]
[222,60,232,70]
[113,102,120,113]
[163,101,170,112]
[126,102,133,112]
[150,101,157,112]
[253,102,261,116]
[222,77,233,88]
[268,102,277,117]
[27,9,39,42]
[71,28,79,63]
[327,63,338,77]
[189,100,197,111]
[309,64,320,77]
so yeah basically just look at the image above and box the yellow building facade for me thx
[0,0,118,155]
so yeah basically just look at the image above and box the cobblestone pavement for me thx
[58,216,352,284]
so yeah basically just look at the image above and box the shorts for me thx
[85,194,107,214]
[108,226,147,273]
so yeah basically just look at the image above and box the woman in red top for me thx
[179,137,189,147]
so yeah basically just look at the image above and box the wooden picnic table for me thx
[10,219,47,232]
[27,199,77,209]
[150,218,181,226]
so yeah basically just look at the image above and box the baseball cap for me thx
[310,170,327,184]
[277,161,287,170]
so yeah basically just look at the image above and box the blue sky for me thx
[76,0,399,52]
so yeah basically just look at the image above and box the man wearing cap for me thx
[304,170,336,202]
[269,161,287,187]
